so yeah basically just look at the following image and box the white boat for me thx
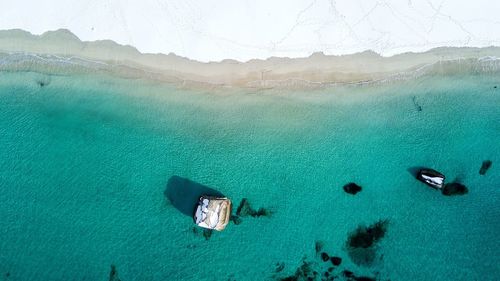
[193,196,232,231]
[416,168,445,189]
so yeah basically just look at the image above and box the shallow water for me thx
[0,70,499,281]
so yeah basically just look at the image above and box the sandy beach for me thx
[0,29,499,90]
[1,0,499,62]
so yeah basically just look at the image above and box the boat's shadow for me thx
[164,176,224,217]
[406,166,425,178]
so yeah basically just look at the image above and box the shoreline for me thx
[1,29,500,91]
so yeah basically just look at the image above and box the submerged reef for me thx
[479,160,492,175]
[342,270,376,281]
[203,229,213,240]
[191,226,213,240]
[275,262,286,273]
[274,241,384,281]
[346,219,389,266]
[109,265,121,281]
[276,257,376,281]
[343,183,362,195]
[279,258,317,281]
[442,183,469,196]
[343,270,380,281]
[411,96,423,111]
[353,277,376,281]
[347,220,388,249]
[236,198,272,217]
[230,215,242,225]
[330,256,342,266]
[315,241,324,255]
[347,247,378,267]
[319,248,343,267]
[231,198,272,225]
[35,76,51,88]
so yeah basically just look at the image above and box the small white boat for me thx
[416,168,445,189]
[193,196,232,231]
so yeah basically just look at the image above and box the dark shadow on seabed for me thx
[406,166,426,178]
[165,176,225,217]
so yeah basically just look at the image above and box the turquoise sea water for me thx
[0,69,499,281]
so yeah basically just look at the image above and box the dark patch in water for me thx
[343,182,362,195]
[342,270,376,281]
[330,256,342,266]
[411,96,423,111]
[191,226,199,235]
[275,262,285,273]
[274,254,380,281]
[406,166,426,178]
[109,265,121,281]
[321,252,330,262]
[279,258,315,281]
[346,219,389,266]
[235,198,271,217]
[279,277,297,281]
[343,270,354,277]
[315,241,324,254]
[442,182,468,196]
[230,215,242,225]
[450,174,466,185]
[203,229,213,240]
[35,76,51,88]
[348,220,388,248]
[347,247,377,267]
[235,198,248,216]
[273,225,388,280]
[165,176,224,217]
[190,227,213,241]
[352,276,376,281]
[191,226,214,240]
[479,160,492,175]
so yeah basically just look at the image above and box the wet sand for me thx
[1,29,499,90]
